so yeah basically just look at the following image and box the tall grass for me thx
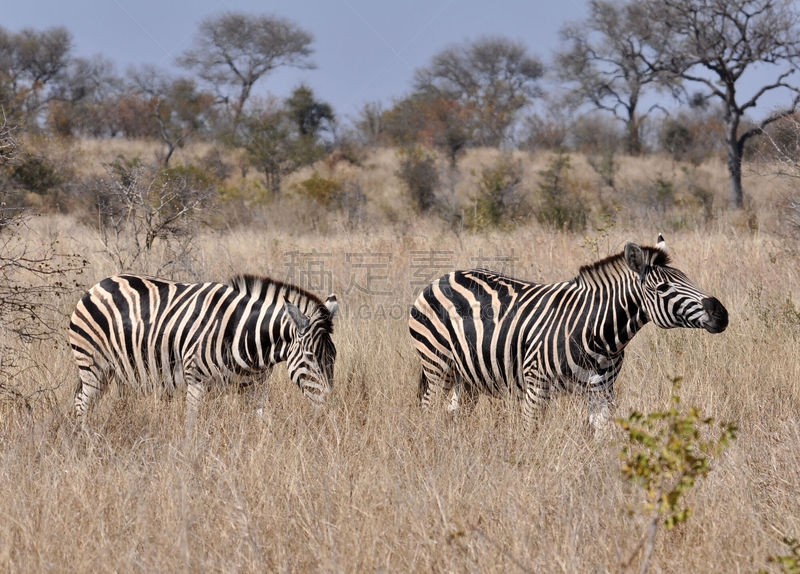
[0,165,798,572]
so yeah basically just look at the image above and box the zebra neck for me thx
[271,341,290,364]
[576,261,649,352]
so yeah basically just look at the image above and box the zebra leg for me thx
[454,380,479,417]
[445,379,462,416]
[586,373,616,433]
[74,365,110,429]
[522,374,551,430]
[183,361,207,436]
[243,368,272,417]
[418,364,453,409]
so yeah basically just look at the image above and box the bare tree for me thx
[0,116,85,409]
[354,101,385,146]
[48,55,122,137]
[129,66,216,166]
[555,0,680,155]
[0,109,16,164]
[91,158,215,275]
[177,12,314,129]
[414,36,543,147]
[0,25,73,125]
[645,0,800,208]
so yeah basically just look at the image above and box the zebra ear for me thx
[656,233,667,252]
[284,302,310,335]
[325,294,338,320]
[624,243,647,277]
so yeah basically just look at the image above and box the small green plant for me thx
[581,213,616,259]
[536,152,587,231]
[616,377,737,574]
[761,537,800,574]
[293,172,343,207]
[467,155,527,231]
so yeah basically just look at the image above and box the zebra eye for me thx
[656,283,671,294]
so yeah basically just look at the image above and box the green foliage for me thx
[396,145,439,213]
[581,214,616,259]
[618,377,737,529]
[536,152,587,231]
[293,172,343,207]
[763,537,800,574]
[617,377,737,572]
[10,154,61,194]
[241,110,295,195]
[285,84,334,139]
[467,155,527,231]
[292,171,366,227]
[659,119,693,162]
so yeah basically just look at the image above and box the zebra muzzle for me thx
[701,297,728,333]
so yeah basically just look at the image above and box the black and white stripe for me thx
[69,274,338,431]
[408,237,728,430]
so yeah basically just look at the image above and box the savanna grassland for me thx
[1,144,799,573]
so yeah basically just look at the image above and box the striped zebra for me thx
[408,237,728,430]
[69,274,338,432]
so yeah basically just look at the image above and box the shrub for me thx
[647,177,676,212]
[762,537,800,574]
[467,155,528,231]
[11,154,61,194]
[617,377,737,574]
[659,119,693,162]
[293,172,343,207]
[90,157,216,275]
[536,152,587,231]
[396,145,440,213]
[293,172,367,227]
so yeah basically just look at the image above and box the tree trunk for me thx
[625,97,641,156]
[725,113,744,209]
[626,117,642,156]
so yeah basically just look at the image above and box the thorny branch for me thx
[93,159,214,276]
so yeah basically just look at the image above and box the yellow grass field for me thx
[0,147,798,572]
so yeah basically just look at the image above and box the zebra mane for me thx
[227,274,333,328]
[578,245,671,278]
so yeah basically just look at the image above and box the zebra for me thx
[408,236,728,431]
[69,273,338,432]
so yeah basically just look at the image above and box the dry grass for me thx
[1,150,799,573]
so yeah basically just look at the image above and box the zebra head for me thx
[284,295,338,404]
[624,237,728,334]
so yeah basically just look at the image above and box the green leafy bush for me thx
[11,154,61,194]
[293,172,343,207]
[467,155,528,231]
[617,377,737,573]
[396,145,439,213]
[536,152,587,231]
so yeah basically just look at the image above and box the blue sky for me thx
[4,1,797,123]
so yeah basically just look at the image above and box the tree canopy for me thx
[177,12,314,130]
[645,0,800,207]
[413,36,543,147]
[555,0,679,154]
